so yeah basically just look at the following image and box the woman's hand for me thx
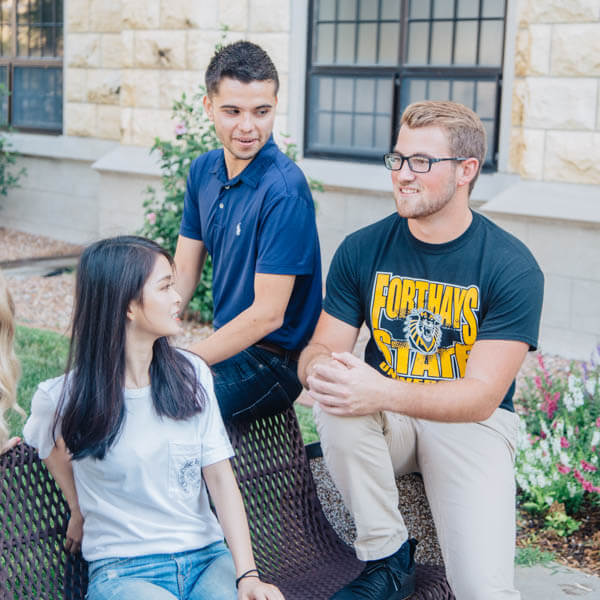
[0,436,21,455]
[65,509,84,554]
[238,577,285,600]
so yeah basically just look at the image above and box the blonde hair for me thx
[400,100,487,193]
[0,270,23,447]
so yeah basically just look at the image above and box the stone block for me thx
[87,69,121,105]
[159,71,202,109]
[551,24,600,77]
[247,32,288,73]
[95,105,121,140]
[65,102,96,137]
[101,33,125,68]
[120,108,134,144]
[541,274,571,329]
[121,69,160,108]
[516,25,551,76]
[89,0,122,33]
[518,0,600,25]
[122,0,160,29]
[120,31,135,67]
[521,78,596,130]
[160,0,218,29]
[66,33,102,68]
[527,218,600,279]
[249,0,290,32]
[219,0,248,31]
[186,30,223,70]
[544,131,600,185]
[67,0,89,32]
[509,128,545,180]
[65,68,87,103]
[130,108,176,147]
[572,279,600,334]
[134,31,186,69]
[511,79,526,127]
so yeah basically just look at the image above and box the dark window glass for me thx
[0,0,62,132]
[305,0,506,169]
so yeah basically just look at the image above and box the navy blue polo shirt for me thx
[180,136,322,351]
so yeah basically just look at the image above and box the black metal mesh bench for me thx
[0,406,454,599]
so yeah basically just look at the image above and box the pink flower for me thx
[573,469,585,483]
[582,480,594,493]
[581,460,598,473]
[534,375,543,390]
[596,417,600,428]
[557,463,571,474]
[175,122,187,136]
[539,431,547,440]
[146,212,156,225]
[560,436,569,449]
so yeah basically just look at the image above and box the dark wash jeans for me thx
[212,345,302,422]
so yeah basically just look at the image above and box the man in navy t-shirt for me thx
[299,101,543,600]
[175,41,322,422]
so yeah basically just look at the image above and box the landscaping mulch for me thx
[2,227,598,576]
[517,500,600,577]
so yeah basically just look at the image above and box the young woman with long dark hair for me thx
[24,236,283,600]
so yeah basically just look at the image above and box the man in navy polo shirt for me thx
[174,41,322,422]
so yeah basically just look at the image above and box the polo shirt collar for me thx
[210,135,278,189]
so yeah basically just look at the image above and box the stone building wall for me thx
[511,0,600,184]
[64,0,291,147]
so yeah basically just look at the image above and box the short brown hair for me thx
[400,101,487,193]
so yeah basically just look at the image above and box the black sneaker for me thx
[331,538,417,599]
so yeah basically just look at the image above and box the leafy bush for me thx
[0,86,26,200]
[139,97,322,324]
[515,349,600,533]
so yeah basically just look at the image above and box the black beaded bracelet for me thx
[235,568,260,588]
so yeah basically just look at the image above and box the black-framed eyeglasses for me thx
[383,153,469,173]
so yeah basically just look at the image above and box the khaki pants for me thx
[314,405,521,600]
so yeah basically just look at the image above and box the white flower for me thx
[545,496,554,506]
[591,431,600,447]
[567,375,585,408]
[559,452,571,467]
[585,377,597,397]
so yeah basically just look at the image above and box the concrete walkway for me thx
[516,563,599,598]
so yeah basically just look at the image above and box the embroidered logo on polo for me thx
[370,272,480,383]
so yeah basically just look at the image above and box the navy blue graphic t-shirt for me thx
[324,211,544,412]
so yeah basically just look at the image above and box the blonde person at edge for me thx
[24,236,284,600]
[0,270,24,455]
[298,102,544,600]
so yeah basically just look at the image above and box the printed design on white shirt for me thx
[168,442,203,499]
[178,457,202,494]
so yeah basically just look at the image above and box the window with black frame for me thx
[0,0,63,133]
[305,0,506,169]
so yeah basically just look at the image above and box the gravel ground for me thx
[0,227,82,263]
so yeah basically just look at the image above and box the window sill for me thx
[6,133,118,162]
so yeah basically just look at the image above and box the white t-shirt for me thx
[23,351,234,561]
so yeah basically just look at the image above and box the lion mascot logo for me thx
[404,308,443,355]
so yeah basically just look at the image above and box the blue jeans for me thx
[212,345,302,422]
[86,542,236,600]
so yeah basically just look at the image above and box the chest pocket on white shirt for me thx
[168,442,203,499]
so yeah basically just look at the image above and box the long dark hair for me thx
[55,236,205,460]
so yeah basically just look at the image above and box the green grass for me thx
[515,546,556,567]
[295,403,318,444]
[7,325,321,444]
[7,326,69,438]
